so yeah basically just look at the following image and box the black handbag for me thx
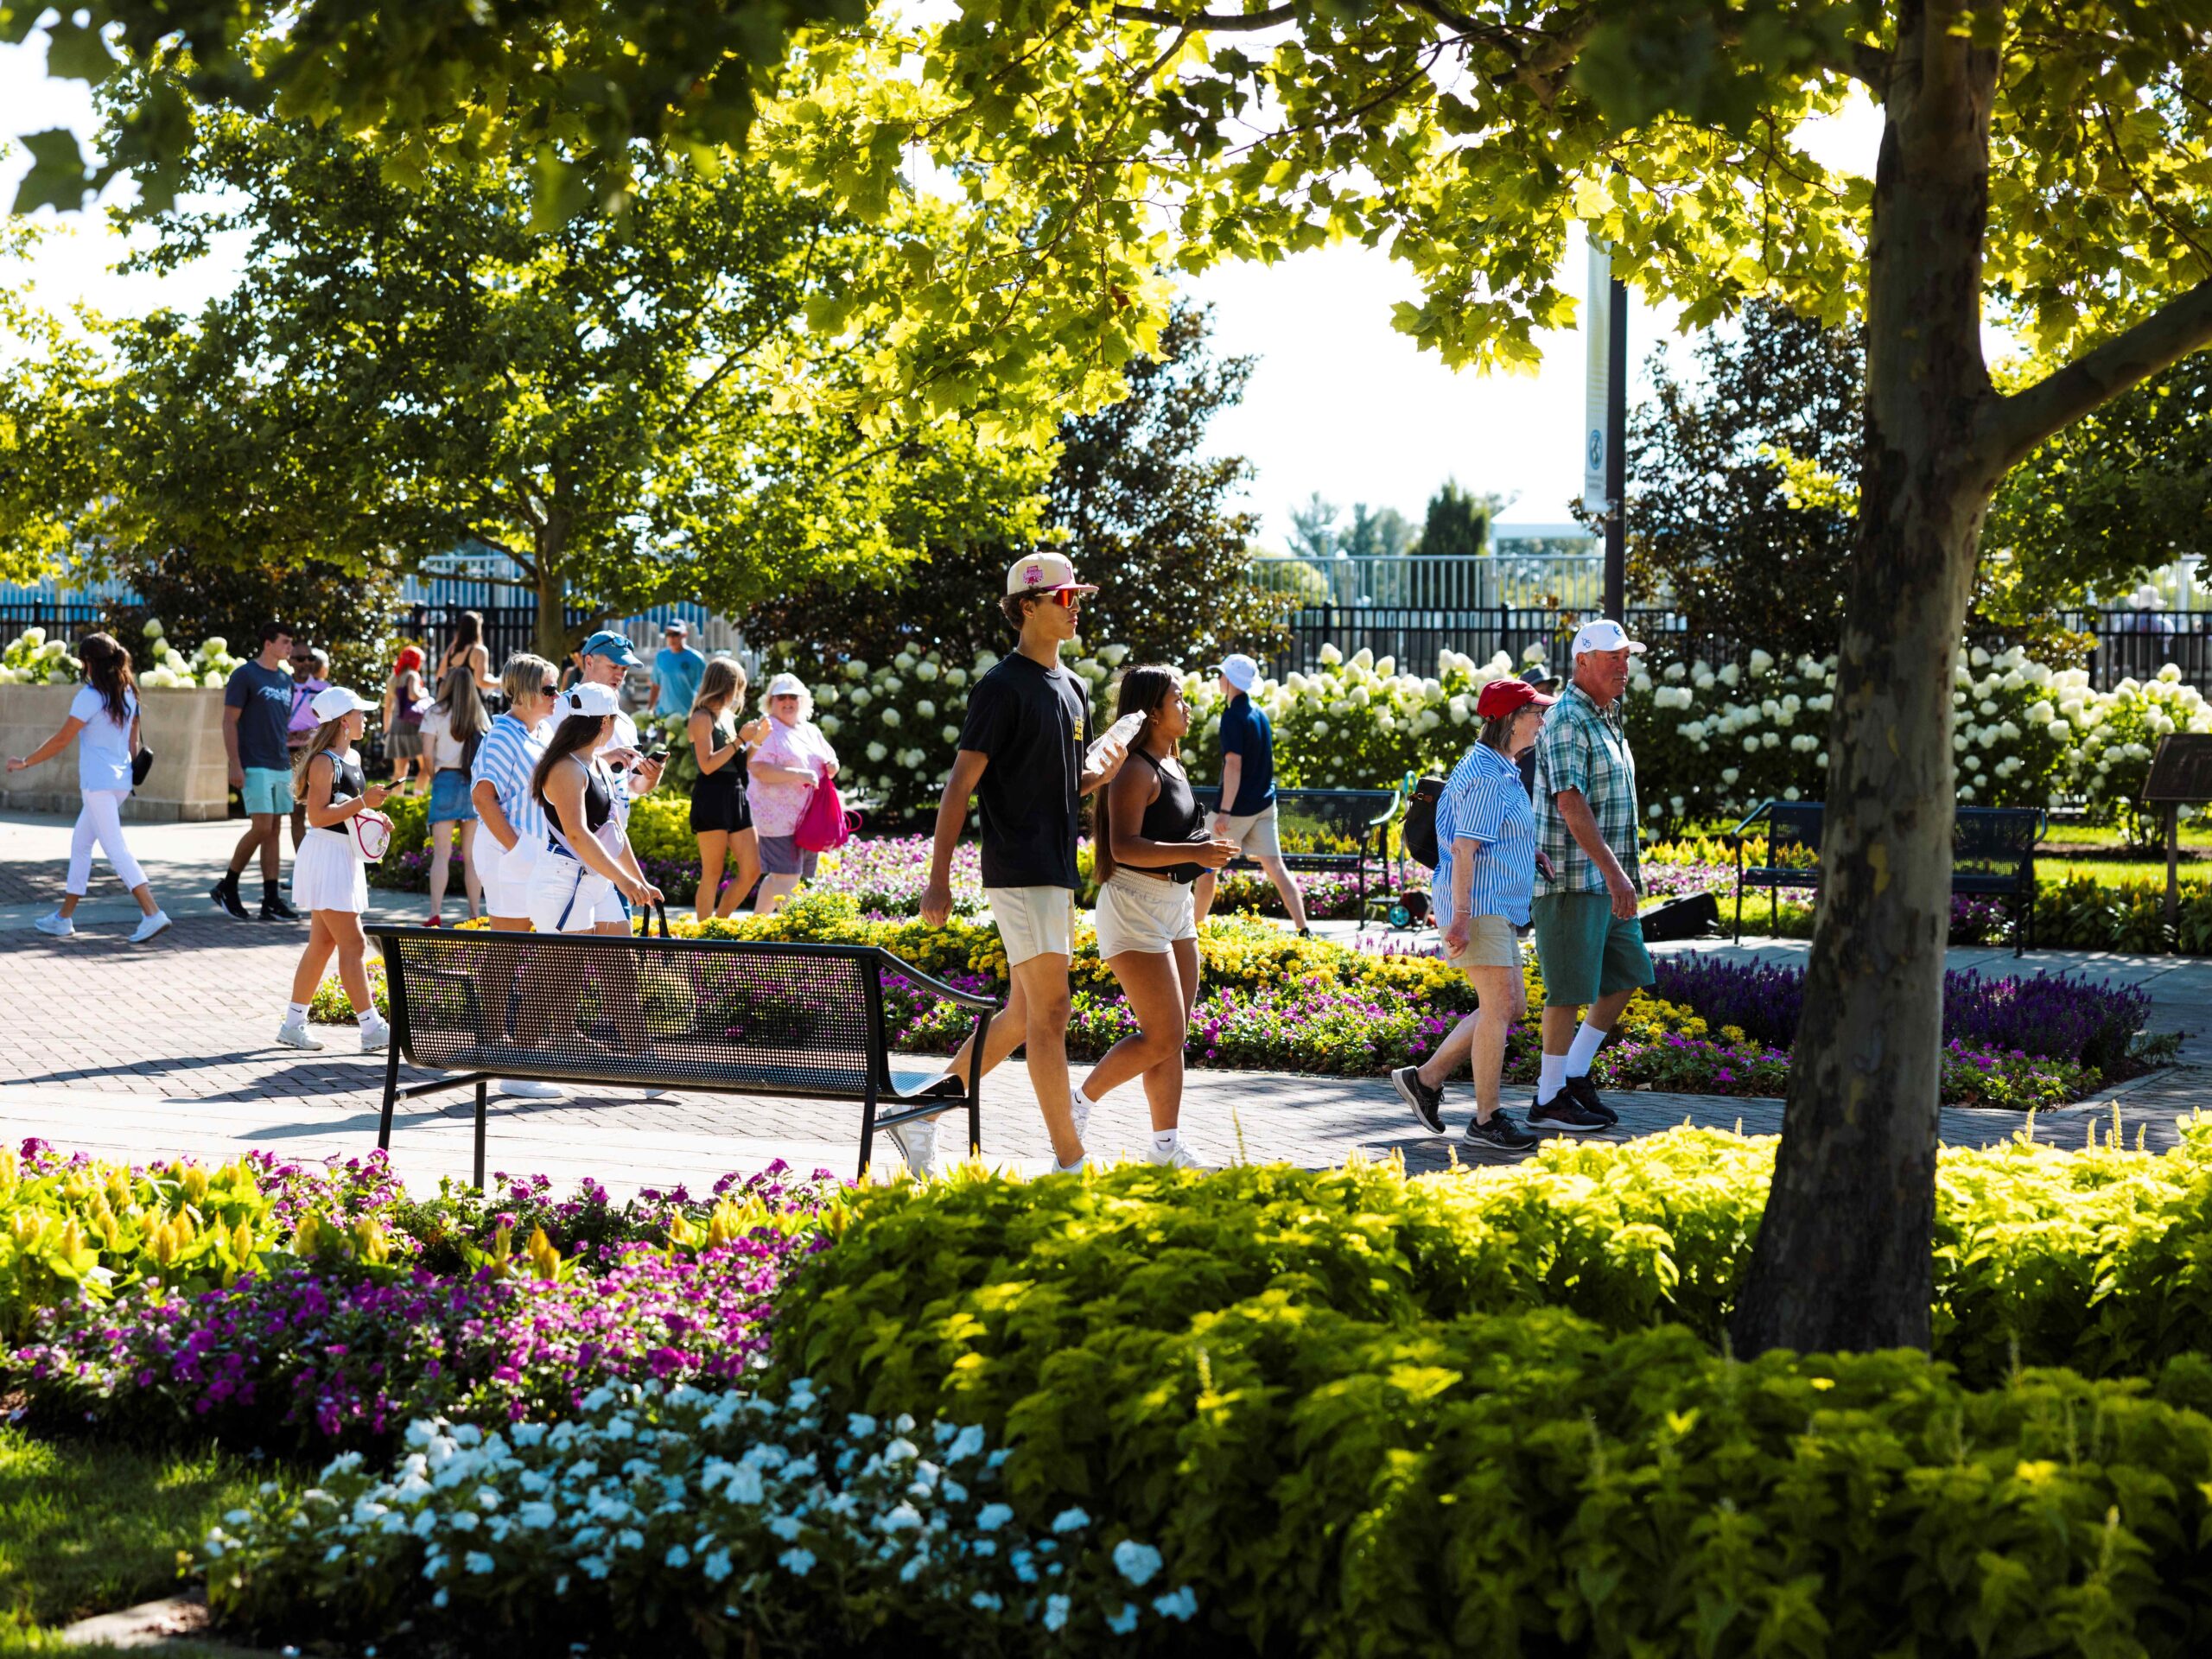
[131,746,154,786]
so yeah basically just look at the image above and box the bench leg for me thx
[858,1085,877,1184]
[966,1010,991,1163]
[474,1078,488,1192]
[377,1033,401,1153]
[1733,881,1743,947]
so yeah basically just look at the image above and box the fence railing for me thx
[1249,554,1606,612]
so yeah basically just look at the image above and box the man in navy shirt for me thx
[212,621,301,921]
[1193,652,1309,936]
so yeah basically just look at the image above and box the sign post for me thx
[2139,734,2212,925]
[1583,238,1628,620]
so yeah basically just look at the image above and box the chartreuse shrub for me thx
[778,1122,2212,1402]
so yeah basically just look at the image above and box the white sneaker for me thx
[129,910,172,943]
[1147,1141,1207,1170]
[497,1078,564,1100]
[34,911,73,938]
[1071,1099,1092,1143]
[359,1014,391,1052]
[276,1018,323,1050]
[886,1119,938,1177]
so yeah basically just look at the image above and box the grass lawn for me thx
[0,1423,289,1646]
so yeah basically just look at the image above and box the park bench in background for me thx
[369,925,998,1185]
[1192,785,1400,912]
[1729,800,2045,954]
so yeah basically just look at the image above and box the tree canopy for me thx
[80,86,1050,658]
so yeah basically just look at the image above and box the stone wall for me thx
[0,685,232,822]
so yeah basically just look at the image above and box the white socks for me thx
[285,1001,309,1025]
[1148,1128,1180,1163]
[1539,1052,1567,1102]
[1565,1020,1608,1078]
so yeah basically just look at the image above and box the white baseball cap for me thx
[1570,619,1647,658]
[663,617,690,636]
[309,685,375,721]
[558,682,621,718]
[1005,551,1098,597]
[766,672,810,699]
[1211,653,1261,693]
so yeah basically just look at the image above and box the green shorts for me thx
[240,766,295,816]
[1530,891,1654,1008]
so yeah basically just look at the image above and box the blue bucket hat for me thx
[579,628,640,667]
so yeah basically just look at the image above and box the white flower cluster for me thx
[0,620,240,689]
[197,1378,1195,1649]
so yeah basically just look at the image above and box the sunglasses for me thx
[539,682,558,696]
[1048,587,1082,610]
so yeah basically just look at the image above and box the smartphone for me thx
[645,747,668,764]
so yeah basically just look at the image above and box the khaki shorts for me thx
[1443,912,1524,972]
[1216,804,1281,859]
[1094,869,1198,959]
[986,885,1076,967]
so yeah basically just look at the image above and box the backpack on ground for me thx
[1401,775,1446,868]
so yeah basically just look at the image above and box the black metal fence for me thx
[1273,604,2212,693]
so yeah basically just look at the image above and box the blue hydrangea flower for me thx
[1113,1540,1164,1587]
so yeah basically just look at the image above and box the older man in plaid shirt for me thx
[1527,618,1656,1134]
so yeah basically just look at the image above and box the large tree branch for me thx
[1109,3,1296,31]
[1975,276,2212,476]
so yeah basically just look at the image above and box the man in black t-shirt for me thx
[915,553,1130,1176]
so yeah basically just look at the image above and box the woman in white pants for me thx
[5,632,170,942]
[526,683,661,932]
[276,687,391,1052]
[467,655,561,1097]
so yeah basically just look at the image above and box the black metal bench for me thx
[1192,785,1400,910]
[369,926,999,1185]
[1730,800,2045,954]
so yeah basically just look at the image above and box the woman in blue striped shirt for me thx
[466,653,563,1098]
[1393,677,1556,1153]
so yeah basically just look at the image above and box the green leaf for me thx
[45,17,116,86]
[11,129,89,213]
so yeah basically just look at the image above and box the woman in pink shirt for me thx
[746,672,839,914]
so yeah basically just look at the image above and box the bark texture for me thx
[1730,0,2002,1357]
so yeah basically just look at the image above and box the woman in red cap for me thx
[1392,676,1556,1154]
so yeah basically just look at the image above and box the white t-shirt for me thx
[420,707,470,772]
[71,685,137,793]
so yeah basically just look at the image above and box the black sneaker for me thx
[260,893,301,921]
[1528,1088,1609,1135]
[209,878,250,920]
[1463,1109,1540,1153]
[1392,1065,1446,1135]
[1565,1075,1618,1127]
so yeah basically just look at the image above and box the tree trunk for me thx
[533,529,570,664]
[1729,2,2003,1357]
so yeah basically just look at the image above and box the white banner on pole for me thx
[1583,238,1611,516]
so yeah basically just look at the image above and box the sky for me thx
[0,36,1888,547]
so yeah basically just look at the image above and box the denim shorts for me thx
[428,768,479,825]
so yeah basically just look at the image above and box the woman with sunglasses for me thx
[746,671,839,914]
[467,654,563,1097]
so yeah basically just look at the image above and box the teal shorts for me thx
[1530,890,1654,1008]
[241,766,295,816]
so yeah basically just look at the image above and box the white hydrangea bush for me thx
[197,1378,1196,1653]
[0,619,241,689]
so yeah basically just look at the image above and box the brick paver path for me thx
[0,811,2204,1198]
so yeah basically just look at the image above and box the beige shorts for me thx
[1444,913,1524,972]
[1094,869,1198,959]
[986,885,1076,967]
[1215,804,1281,859]
[471,831,540,921]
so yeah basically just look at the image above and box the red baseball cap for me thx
[1474,677,1557,720]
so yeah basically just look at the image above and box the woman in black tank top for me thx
[529,705,658,912]
[1079,666,1239,1170]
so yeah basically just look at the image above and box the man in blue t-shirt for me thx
[1194,652,1309,935]
[212,620,301,921]
[648,620,706,718]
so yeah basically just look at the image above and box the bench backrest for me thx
[1742,801,1827,870]
[1190,786,1398,857]
[371,929,895,1096]
[1954,807,2044,875]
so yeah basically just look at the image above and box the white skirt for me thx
[295,827,369,913]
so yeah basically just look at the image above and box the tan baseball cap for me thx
[1005,552,1098,598]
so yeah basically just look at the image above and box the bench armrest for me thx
[1730,799,1779,840]
[874,950,1004,1012]
[1364,791,1402,828]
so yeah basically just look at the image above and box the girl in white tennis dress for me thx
[276,686,391,1052]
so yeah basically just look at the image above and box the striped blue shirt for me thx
[1433,741,1539,928]
[471,713,550,845]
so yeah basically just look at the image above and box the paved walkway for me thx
[0,812,2203,1198]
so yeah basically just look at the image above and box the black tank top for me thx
[319,750,365,807]
[1134,749,1207,884]
[542,756,613,849]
